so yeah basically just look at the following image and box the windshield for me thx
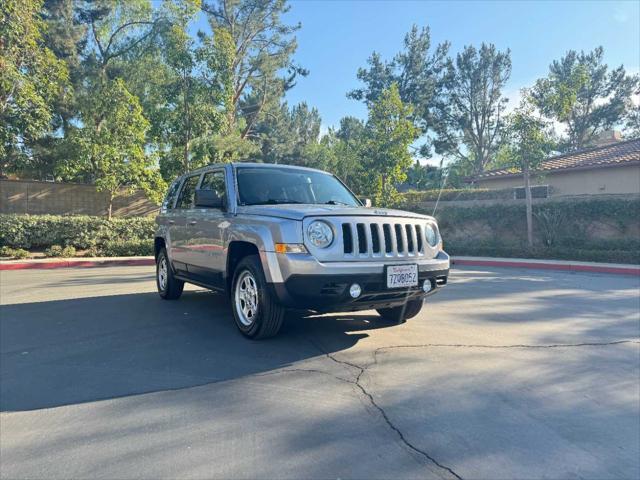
[236,167,360,207]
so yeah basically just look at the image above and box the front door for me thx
[187,170,229,288]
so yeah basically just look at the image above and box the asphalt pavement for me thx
[1,265,639,479]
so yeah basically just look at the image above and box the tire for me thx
[376,299,423,324]
[156,247,184,300]
[231,255,285,339]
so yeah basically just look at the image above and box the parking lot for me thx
[1,265,639,479]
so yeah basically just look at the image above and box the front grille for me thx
[340,220,432,259]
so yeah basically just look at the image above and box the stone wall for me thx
[0,180,158,217]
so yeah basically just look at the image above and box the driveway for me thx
[1,266,638,479]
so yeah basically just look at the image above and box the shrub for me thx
[101,239,154,257]
[0,246,29,259]
[0,214,156,250]
[61,246,76,258]
[45,245,63,257]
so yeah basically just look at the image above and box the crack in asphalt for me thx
[309,339,463,480]
[304,338,639,480]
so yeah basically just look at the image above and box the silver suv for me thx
[154,163,449,338]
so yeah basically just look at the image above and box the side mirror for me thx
[362,198,372,208]
[195,189,224,209]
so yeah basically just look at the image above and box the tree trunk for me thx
[107,192,115,220]
[524,162,533,248]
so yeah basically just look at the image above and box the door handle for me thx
[168,220,175,224]
[189,220,198,225]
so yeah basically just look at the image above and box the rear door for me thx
[171,173,201,273]
[187,169,229,288]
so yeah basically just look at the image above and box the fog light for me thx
[423,280,432,293]
[349,283,362,298]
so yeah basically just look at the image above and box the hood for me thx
[236,204,434,221]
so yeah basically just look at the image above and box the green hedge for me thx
[420,198,640,264]
[402,188,514,203]
[0,214,156,250]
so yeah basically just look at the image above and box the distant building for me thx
[475,137,640,196]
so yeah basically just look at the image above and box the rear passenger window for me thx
[163,180,182,210]
[200,171,226,202]
[176,175,200,209]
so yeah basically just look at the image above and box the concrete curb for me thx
[452,257,640,276]
[0,257,155,270]
[1,255,638,276]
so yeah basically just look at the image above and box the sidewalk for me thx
[1,255,638,276]
[452,256,640,276]
[0,256,155,270]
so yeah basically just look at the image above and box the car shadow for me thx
[0,290,391,412]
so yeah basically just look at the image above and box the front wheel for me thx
[376,299,423,324]
[231,255,285,339]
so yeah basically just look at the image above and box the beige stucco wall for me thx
[477,165,640,196]
[0,180,158,217]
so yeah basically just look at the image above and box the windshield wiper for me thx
[247,199,305,205]
[324,200,351,206]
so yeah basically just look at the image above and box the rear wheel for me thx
[231,255,285,339]
[156,248,184,300]
[376,299,423,324]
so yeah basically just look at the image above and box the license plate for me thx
[386,264,418,289]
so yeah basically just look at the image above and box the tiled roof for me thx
[477,138,640,179]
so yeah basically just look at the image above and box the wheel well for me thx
[154,237,166,259]
[226,241,259,292]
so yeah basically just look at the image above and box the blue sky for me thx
[277,0,639,131]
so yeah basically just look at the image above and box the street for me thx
[1,266,639,479]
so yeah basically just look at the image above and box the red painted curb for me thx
[0,258,155,271]
[452,259,640,276]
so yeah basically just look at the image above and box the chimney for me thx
[594,130,622,146]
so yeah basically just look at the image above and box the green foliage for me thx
[0,0,68,175]
[531,47,638,151]
[0,246,30,259]
[348,25,449,156]
[101,239,154,257]
[408,197,640,264]
[402,188,514,203]
[362,84,419,206]
[0,214,156,250]
[60,78,165,217]
[433,43,511,175]
[45,244,76,257]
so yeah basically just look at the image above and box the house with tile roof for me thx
[474,137,640,196]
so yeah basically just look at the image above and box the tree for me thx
[0,0,68,176]
[433,43,511,176]
[503,96,554,247]
[60,79,164,218]
[253,101,321,165]
[348,25,449,156]
[624,86,640,139]
[153,1,226,178]
[362,84,418,206]
[201,0,306,140]
[531,47,638,151]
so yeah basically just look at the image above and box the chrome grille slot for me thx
[342,223,353,254]
[383,224,393,253]
[415,225,423,253]
[405,224,414,253]
[394,224,404,253]
[356,223,367,254]
[370,224,381,253]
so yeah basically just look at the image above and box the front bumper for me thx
[264,251,450,312]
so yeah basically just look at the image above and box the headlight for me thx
[425,223,438,247]
[307,220,334,248]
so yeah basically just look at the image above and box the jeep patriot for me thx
[154,163,449,338]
